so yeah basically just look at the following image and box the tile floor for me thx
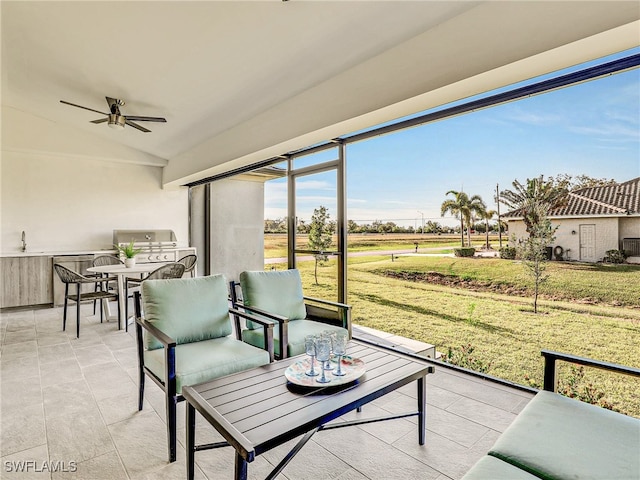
[0,303,534,479]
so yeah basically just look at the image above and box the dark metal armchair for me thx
[230,269,352,359]
[133,274,273,462]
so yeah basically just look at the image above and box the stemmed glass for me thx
[304,335,319,376]
[332,331,348,376]
[315,337,332,384]
[322,331,334,370]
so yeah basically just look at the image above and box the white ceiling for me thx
[2,1,639,188]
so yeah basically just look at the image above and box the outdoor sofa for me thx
[463,350,640,480]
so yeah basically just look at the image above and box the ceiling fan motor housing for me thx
[108,114,126,130]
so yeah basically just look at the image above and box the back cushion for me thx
[142,275,232,350]
[240,270,307,329]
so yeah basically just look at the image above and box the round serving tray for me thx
[285,355,366,388]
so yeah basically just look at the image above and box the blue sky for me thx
[265,48,640,228]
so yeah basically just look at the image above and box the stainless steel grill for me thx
[113,229,180,264]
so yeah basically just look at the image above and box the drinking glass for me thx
[332,331,348,376]
[315,337,331,384]
[304,335,319,376]
[322,331,334,370]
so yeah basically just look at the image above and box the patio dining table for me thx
[87,263,166,330]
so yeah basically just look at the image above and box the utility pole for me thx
[417,211,424,234]
[496,183,503,248]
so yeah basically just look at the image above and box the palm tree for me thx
[480,208,497,250]
[441,191,486,247]
[500,176,568,235]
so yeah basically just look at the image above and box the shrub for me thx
[499,246,517,259]
[454,247,475,257]
[524,365,618,412]
[603,249,626,264]
[442,344,492,373]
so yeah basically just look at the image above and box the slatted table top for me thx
[182,340,433,462]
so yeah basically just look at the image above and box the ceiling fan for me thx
[59,96,166,133]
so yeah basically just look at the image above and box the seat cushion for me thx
[242,320,347,357]
[240,269,307,330]
[144,336,271,394]
[462,455,539,479]
[488,390,640,480]
[142,275,231,350]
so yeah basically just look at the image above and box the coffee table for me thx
[182,340,435,480]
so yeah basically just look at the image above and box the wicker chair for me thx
[124,263,186,331]
[91,255,124,314]
[53,263,120,338]
[177,254,197,277]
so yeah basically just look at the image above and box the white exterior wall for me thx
[209,178,265,283]
[619,217,640,240]
[552,218,618,262]
[507,217,626,262]
[1,151,189,254]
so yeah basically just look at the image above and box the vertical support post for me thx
[496,183,503,249]
[417,376,426,445]
[287,156,296,270]
[543,354,557,392]
[204,183,211,276]
[337,140,347,304]
[186,403,196,480]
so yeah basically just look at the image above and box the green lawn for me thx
[280,255,640,417]
[264,233,492,258]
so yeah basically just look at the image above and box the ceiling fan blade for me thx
[60,100,108,116]
[90,118,108,124]
[125,120,151,133]
[125,115,167,123]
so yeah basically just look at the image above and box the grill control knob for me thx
[163,254,168,260]
[147,255,153,261]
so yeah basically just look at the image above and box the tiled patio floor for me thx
[1,304,534,479]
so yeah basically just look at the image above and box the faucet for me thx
[21,231,27,252]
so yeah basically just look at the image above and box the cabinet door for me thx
[24,256,54,305]
[0,256,53,308]
[1,257,21,308]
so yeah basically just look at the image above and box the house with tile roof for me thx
[504,177,640,263]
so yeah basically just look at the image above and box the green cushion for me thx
[242,320,347,357]
[488,390,640,480]
[144,336,270,394]
[462,455,539,479]
[142,275,231,350]
[240,269,307,330]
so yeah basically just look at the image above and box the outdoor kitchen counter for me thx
[0,249,118,257]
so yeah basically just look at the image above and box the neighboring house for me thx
[504,177,640,263]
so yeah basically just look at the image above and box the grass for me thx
[265,233,494,258]
[268,253,640,417]
[368,256,640,308]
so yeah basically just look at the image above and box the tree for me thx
[441,190,486,247]
[500,176,568,235]
[500,176,566,313]
[479,208,497,250]
[308,206,333,284]
[517,218,557,313]
[547,174,616,191]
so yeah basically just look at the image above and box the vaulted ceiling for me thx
[2,1,639,188]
